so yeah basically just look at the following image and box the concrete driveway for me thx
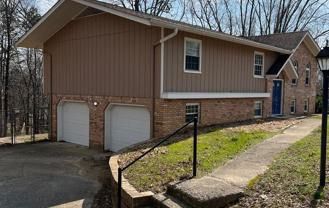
[0,142,111,208]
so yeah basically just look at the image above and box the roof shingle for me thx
[248,31,308,50]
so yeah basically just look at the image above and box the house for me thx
[17,0,320,152]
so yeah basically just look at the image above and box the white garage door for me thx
[59,102,89,146]
[105,105,150,152]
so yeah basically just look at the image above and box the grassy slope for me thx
[124,129,272,193]
[235,127,328,207]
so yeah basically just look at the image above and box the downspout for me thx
[43,51,53,141]
[152,28,178,138]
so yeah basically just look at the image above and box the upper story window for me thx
[305,64,311,86]
[292,60,298,85]
[184,38,202,73]
[254,52,264,78]
[293,60,299,73]
[185,103,200,123]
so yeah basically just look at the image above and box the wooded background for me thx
[0,0,328,137]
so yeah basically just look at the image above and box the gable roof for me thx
[266,55,290,75]
[249,31,308,50]
[16,0,290,54]
[249,31,320,56]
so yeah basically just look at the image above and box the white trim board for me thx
[162,92,270,99]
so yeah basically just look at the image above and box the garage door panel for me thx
[105,105,150,152]
[60,102,89,147]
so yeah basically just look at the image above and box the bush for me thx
[316,95,323,113]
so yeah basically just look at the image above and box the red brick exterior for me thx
[154,98,264,138]
[265,42,317,116]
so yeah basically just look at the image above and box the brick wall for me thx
[154,98,265,138]
[51,95,266,149]
[283,43,317,115]
[51,95,153,150]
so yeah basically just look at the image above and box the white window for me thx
[254,101,263,118]
[184,38,202,73]
[254,52,264,78]
[290,99,296,114]
[304,99,309,113]
[305,64,311,85]
[291,60,298,85]
[185,103,200,123]
[293,60,299,73]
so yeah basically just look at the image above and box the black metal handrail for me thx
[117,117,198,208]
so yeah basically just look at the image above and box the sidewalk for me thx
[168,117,321,208]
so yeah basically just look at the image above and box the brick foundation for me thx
[154,98,265,138]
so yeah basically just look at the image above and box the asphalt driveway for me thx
[0,142,111,208]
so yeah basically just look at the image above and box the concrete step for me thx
[167,177,243,208]
[151,193,190,208]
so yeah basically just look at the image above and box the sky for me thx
[37,0,57,14]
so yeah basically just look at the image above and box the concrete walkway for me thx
[168,117,321,208]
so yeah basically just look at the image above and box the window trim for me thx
[290,99,296,114]
[253,51,265,78]
[304,99,309,113]
[254,101,263,118]
[305,65,311,86]
[185,103,200,123]
[293,60,298,74]
[184,37,202,74]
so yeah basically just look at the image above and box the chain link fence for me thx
[0,106,49,145]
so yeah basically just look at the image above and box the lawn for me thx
[121,125,276,193]
[233,127,329,207]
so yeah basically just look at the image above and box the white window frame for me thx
[305,65,311,86]
[253,51,265,78]
[304,99,309,113]
[293,60,299,74]
[290,99,296,114]
[254,101,263,118]
[185,103,200,123]
[184,37,202,74]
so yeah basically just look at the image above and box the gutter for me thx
[152,28,178,138]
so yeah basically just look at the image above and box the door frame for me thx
[272,79,284,115]
[104,103,151,151]
[57,100,89,143]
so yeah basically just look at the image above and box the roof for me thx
[249,31,308,50]
[266,55,290,75]
[16,0,291,53]
[249,31,320,56]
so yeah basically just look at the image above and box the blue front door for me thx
[272,80,282,115]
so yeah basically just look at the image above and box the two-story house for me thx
[17,0,320,152]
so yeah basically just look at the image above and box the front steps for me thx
[151,193,189,208]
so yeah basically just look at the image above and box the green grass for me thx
[237,127,329,207]
[124,129,273,193]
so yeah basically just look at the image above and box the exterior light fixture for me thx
[316,40,329,188]
[93,102,98,107]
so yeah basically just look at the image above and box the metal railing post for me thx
[118,167,122,208]
[193,116,198,177]
[10,110,14,145]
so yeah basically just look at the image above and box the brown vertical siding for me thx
[43,13,161,98]
[163,31,279,93]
